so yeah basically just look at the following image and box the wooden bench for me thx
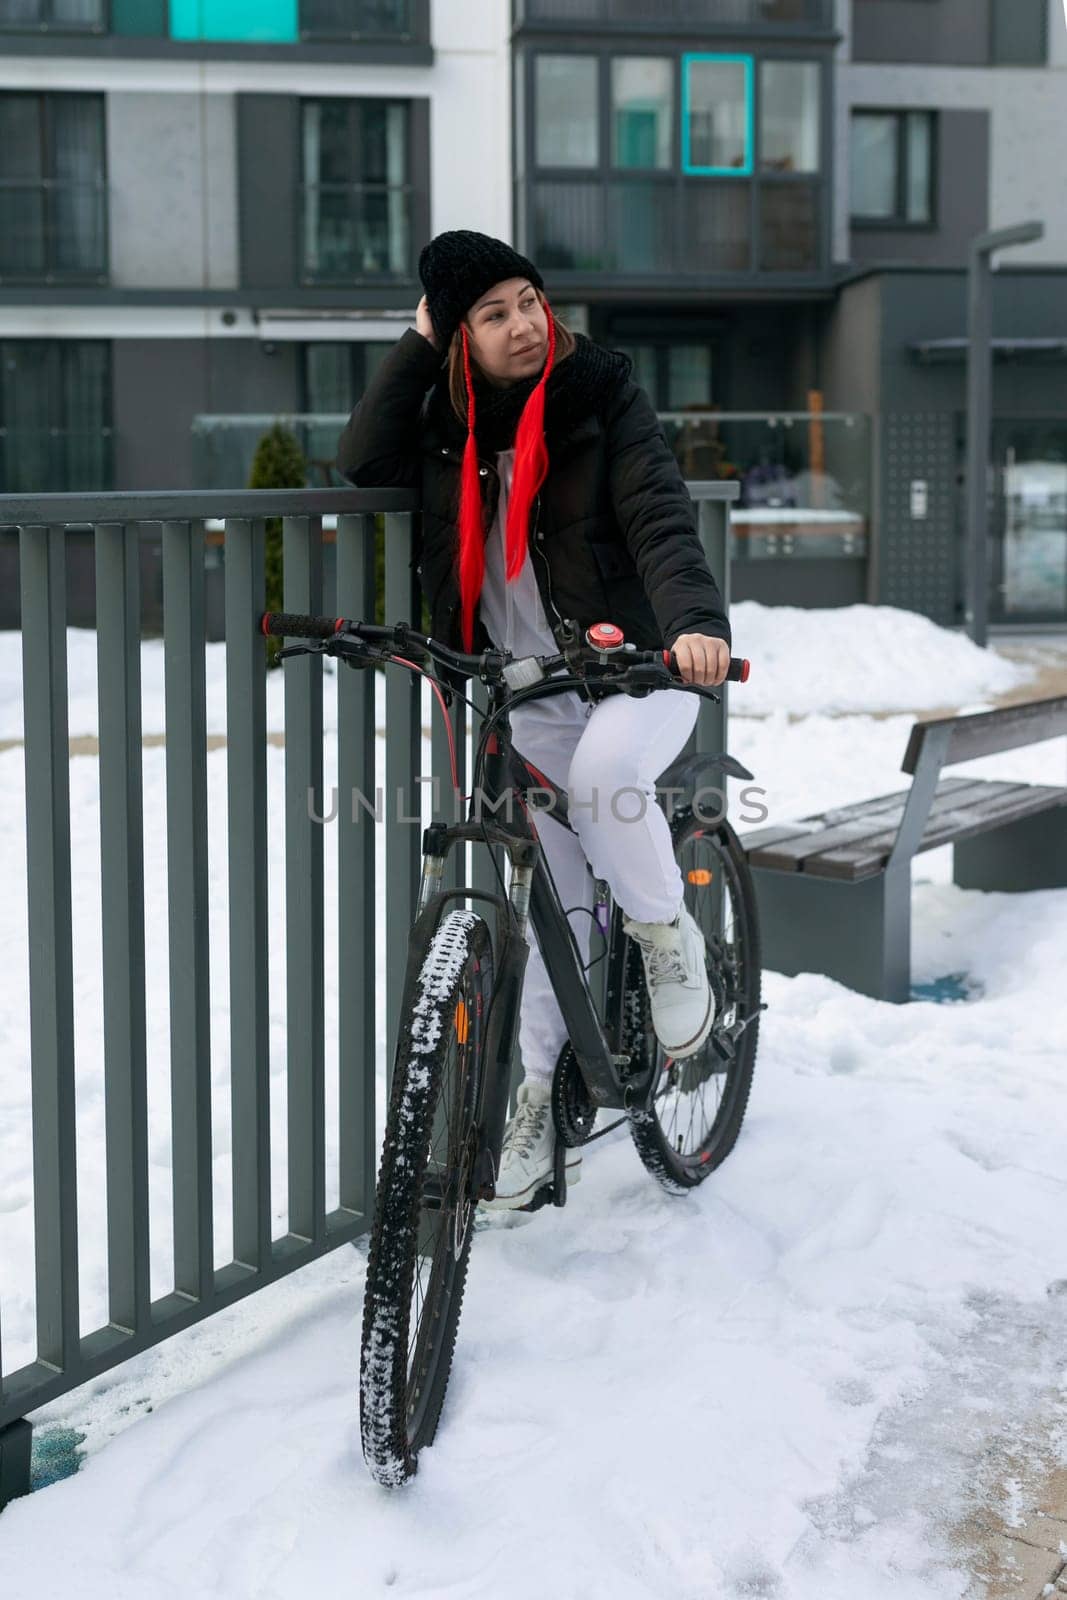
[739,694,1067,1002]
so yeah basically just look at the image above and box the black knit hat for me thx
[418,230,544,350]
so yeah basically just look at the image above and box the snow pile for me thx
[729,602,1030,715]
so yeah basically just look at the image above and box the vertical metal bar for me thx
[694,493,731,770]
[383,511,420,1081]
[335,513,376,1220]
[224,518,271,1273]
[18,524,79,1371]
[965,222,1043,648]
[162,519,213,1304]
[965,247,992,649]
[94,521,150,1335]
[282,514,325,1246]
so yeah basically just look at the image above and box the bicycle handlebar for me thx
[260,612,750,688]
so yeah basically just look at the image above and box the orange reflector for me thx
[454,1000,469,1044]
[687,868,713,885]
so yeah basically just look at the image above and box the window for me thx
[304,340,393,474]
[0,0,103,27]
[301,98,412,281]
[0,93,107,281]
[760,60,819,173]
[611,343,714,410]
[527,47,824,276]
[611,57,672,171]
[300,0,415,39]
[682,55,752,176]
[535,56,598,168]
[850,109,934,226]
[0,340,111,492]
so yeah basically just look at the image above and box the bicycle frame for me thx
[411,687,636,1203]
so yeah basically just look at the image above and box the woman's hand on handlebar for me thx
[415,295,439,351]
[670,632,731,687]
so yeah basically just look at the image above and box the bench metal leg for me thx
[0,1418,32,1511]
[953,806,1067,893]
[749,864,912,1003]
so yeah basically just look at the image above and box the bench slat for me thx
[902,694,1067,775]
[739,775,976,863]
[807,783,1067,881]
[747,778,1007,871]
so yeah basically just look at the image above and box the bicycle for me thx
[261,610,764,1487]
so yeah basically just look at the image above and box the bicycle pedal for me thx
[516,1185,556,1214]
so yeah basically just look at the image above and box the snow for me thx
[1,606,1066,1598]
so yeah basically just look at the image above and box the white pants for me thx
[509,687,700,1085]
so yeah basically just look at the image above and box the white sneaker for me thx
[479,1079,582,1211]
[623,903,714,1060]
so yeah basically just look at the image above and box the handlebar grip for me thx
[661,649,750,683]
[260,612,344,640]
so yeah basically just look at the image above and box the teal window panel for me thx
[169,0,298,42]
[112,0,166,34]
[681,53,753,177]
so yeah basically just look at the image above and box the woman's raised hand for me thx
[415,295,439,351]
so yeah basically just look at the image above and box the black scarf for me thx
[427,332,633,455]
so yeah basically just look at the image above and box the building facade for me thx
[2,0,1066,629]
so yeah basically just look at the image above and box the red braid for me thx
[505,302,556,581]
[457,323,484,652]
[455,301,557,649]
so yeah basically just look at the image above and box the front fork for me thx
[416,821,537,1201]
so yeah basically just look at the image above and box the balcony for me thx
[0,0,105,31]
[516,0,835,30]
[529,175,822,278]
[299,0,416,37]
[0,181,108,283]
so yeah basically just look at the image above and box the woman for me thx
[338,229,732,1210]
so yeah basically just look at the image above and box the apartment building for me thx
[0,0,509,492]
[2,0,1066,628]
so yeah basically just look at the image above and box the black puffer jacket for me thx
[336,328,730,661]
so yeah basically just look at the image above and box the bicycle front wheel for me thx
[360,908,493,1486]
[626,811,761,1194]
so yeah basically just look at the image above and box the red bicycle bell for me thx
[586,622,625,652]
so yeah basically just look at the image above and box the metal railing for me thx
[0,182,108,282]
[299,0,414,37]
[516,0,834,27]
[299,184,413,283]
[0,482,735,1510]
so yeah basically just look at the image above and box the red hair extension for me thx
[455,302,557,649]
[505,302,556,581]
[457,323,485,652]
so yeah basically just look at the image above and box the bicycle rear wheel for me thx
[360,909,493,1485]
[626,811,761,1194]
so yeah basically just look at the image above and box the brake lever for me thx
[276,642,325,662]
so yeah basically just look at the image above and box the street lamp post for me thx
[964,221,1043,648]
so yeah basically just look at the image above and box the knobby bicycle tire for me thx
[626,810,761,1194]
[360,909,494,1486]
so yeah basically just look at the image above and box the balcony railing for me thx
[516,0,835,28]
[529,175,821,277]
[0,0,104,30]
[299,0,414,37]
[0,182,108,282]
[299,183,412,283]
[661,411,871,560]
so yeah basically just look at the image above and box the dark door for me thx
[989,419,1067,625]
